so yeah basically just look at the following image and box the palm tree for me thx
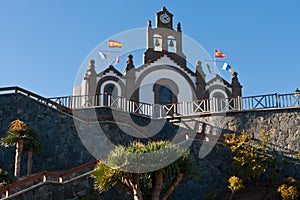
[23,129,42,175]
[92,141,197,200]
[1,119,28,177]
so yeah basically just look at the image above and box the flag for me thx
[206,63,212,74]
[108,39,122,48]
[222,62,234,73]
[215,49,227,58]
[114,55,120,65]
[98,51,110,60]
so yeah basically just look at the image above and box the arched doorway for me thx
[159,86,173,105]
[103,84,118,106]
[211,92,227,112]
[153,79,178,115]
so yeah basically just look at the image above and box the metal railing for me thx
[157,93,300,117]
[49,94,154,117]
[0,86,71,112]
[0,160,97,199]
[1,86,300,118]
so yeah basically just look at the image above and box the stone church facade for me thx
[74,7,242,110]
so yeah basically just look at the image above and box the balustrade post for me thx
[107,95,111,107]
[99,94,102,106]
[212,97,216,112]
[68,96,71,109]
[123,98,126,111]
[43,173,47,182]
[160,105,162,118]
[276,93,280,108]
[237,96,242,111]
[5,189,9,198]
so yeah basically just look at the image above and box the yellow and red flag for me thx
[214,49,227,58]
[108,39,122,48]
[114,55,120,65]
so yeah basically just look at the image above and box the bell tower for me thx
[144,7,186,67]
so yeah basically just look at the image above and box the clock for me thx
[159,13,170,24]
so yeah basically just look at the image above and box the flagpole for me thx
[205,59,225,63]
[108,40,111,66]
[99,50,120,53]
[213,49,216,75]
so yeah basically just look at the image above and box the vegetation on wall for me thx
[1,119,42,177]
[227,176,244,200]
[224,130,274,183]
[277,177,299,200]
[224,130,299,199]
[0,168,10,188]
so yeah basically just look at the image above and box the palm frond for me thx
[23,129,42,152]
[9,119,28,132]
[1,131,23,147]
[92,161,123,192]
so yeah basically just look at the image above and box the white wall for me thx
[135,55,195,83]
[139,68,194,104]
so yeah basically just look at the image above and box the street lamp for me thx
[294,88,300,96]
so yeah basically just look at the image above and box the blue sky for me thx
[0,1,300,97]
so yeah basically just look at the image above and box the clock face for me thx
[160,13,170,24]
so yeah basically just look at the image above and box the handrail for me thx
[0,86,72,113]
[0,160,97,199]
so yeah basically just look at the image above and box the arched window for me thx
[103,84,117,106]
[167,36,176,53]
[153,34,162,51]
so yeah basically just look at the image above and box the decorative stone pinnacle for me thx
[231,71,241,87]
[196,60,205,79]
[127,54,133,64]
[124,54,135,75]
[232,72,238,78]
[148,20,152,28]
[177,22,182,32]
[88,59,95,70]
[89,59,95,65]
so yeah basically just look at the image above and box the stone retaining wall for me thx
[0,93,299,199]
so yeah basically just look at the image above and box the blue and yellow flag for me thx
[98,51,111,60]
[222,62,234,73]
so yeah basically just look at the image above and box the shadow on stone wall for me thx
[0,93,299,199]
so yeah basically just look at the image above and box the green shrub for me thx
[277,177,299,200]
[0,168,10,187]
[228,176,244,200]
[224,130,273,182]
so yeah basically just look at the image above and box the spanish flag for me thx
[215,49,227,58]
[108,39,122,48]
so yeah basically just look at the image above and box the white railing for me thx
[49,94,154,117]
[3,87,298,118]
[48,92,300,118]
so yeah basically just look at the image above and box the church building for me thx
[73,7,242,113]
